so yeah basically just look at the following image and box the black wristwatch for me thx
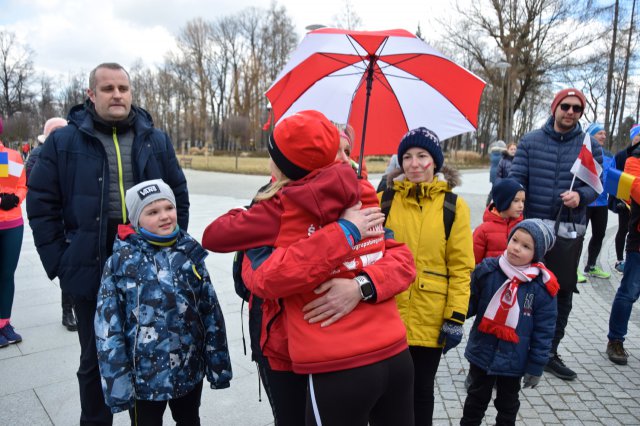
[355,275,375,301]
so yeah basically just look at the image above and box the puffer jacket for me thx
[509,116,602,225]
[95,226,231,413]
[473,205,522,264]
[623,155,640,252]
[0,143,26,226]
[382,167,475,347]
[489,151,501,183]
[26,103,189,298]
[496,151,514,180]
[465,257,557,377]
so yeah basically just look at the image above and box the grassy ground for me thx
[178,153,487,175]
[179,155,391,174]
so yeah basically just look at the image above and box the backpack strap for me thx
[443,191,457,241]
[381,186,457,240]
[380,186,396,227]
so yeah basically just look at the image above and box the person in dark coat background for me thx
[25,117,78,332]
[486,140,507,205]
[496,142,517,181]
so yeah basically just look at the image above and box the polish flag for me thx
[570,133,603,193]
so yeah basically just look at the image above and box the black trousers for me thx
[460,363,521,426]
[258,362,308,426]
[128,380,203,426]
[585,206,609,268]
[306,349,414,426]
[410,345,442,426]
[616,208,630,261]
[551,288,573,355]
[73,297,113,426]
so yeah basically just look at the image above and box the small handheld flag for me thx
[605,168,634,202]
[0,152,8,177]
[570,133,603,193]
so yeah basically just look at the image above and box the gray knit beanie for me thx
[125,179,176,229]
[509,218,556,262]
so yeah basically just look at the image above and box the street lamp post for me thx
[496,61,510,141]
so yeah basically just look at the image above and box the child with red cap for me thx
[203,110,416,425]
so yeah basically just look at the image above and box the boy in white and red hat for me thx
[462,219,558,426]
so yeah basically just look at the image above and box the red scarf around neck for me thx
[478,254,558,343]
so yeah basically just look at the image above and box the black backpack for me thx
[380,187,457,240]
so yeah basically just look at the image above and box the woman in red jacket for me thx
[204,110,416,426]
[0,118,27,347]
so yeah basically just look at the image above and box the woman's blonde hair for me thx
[254,178,291,202]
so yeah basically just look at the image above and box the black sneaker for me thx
[606,340,629,365]
[544,354,577,380]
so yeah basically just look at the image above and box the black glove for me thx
[0,193,19,210]
[438,320,464,355]
[616,200,629,213]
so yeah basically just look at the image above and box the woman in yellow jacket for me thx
[380,127,474,425]
[0,118,27,348]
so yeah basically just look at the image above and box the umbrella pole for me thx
[357,57,376,179]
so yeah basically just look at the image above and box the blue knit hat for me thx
[397,127,444,173]
[586,123,604,137]
[630,124,640,141]
[509,219,556,263]
[492,178,525,212]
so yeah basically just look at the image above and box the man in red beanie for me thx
[510,87,603,381]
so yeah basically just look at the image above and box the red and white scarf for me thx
[478,254,559,343]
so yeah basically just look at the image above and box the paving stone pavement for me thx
[0,168,638,425]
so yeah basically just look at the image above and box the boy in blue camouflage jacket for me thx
[95,179,231,424]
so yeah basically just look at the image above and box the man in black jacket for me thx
[27,63,189,426]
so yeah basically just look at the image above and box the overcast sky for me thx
[0,0,456,82]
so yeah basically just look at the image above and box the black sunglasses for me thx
[559,103,583,113]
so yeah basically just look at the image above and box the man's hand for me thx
[302,278,361,327]
[340,202,385,239]
[560,190,580,209]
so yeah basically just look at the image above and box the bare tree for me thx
[604,0,619,142]
[615,0,636,146]
[333,0,363,30]
[0,31,35,118]
[444,0,601,142]
[59,72,86,117]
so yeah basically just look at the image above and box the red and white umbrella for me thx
[266,28,486,173]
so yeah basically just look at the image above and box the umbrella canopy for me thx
[266,28,486,160]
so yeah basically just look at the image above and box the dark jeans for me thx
[258,362,307,426]
[608,251,640,342]
[551,288,573,355]
[616,208,630,261]
[460,363,521,426]
[410,345,442,426]
[73,297,113,426]
[0,225,23,318]
[128,380,203,426]
[585,206,608,268]
[306,349,414,426]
